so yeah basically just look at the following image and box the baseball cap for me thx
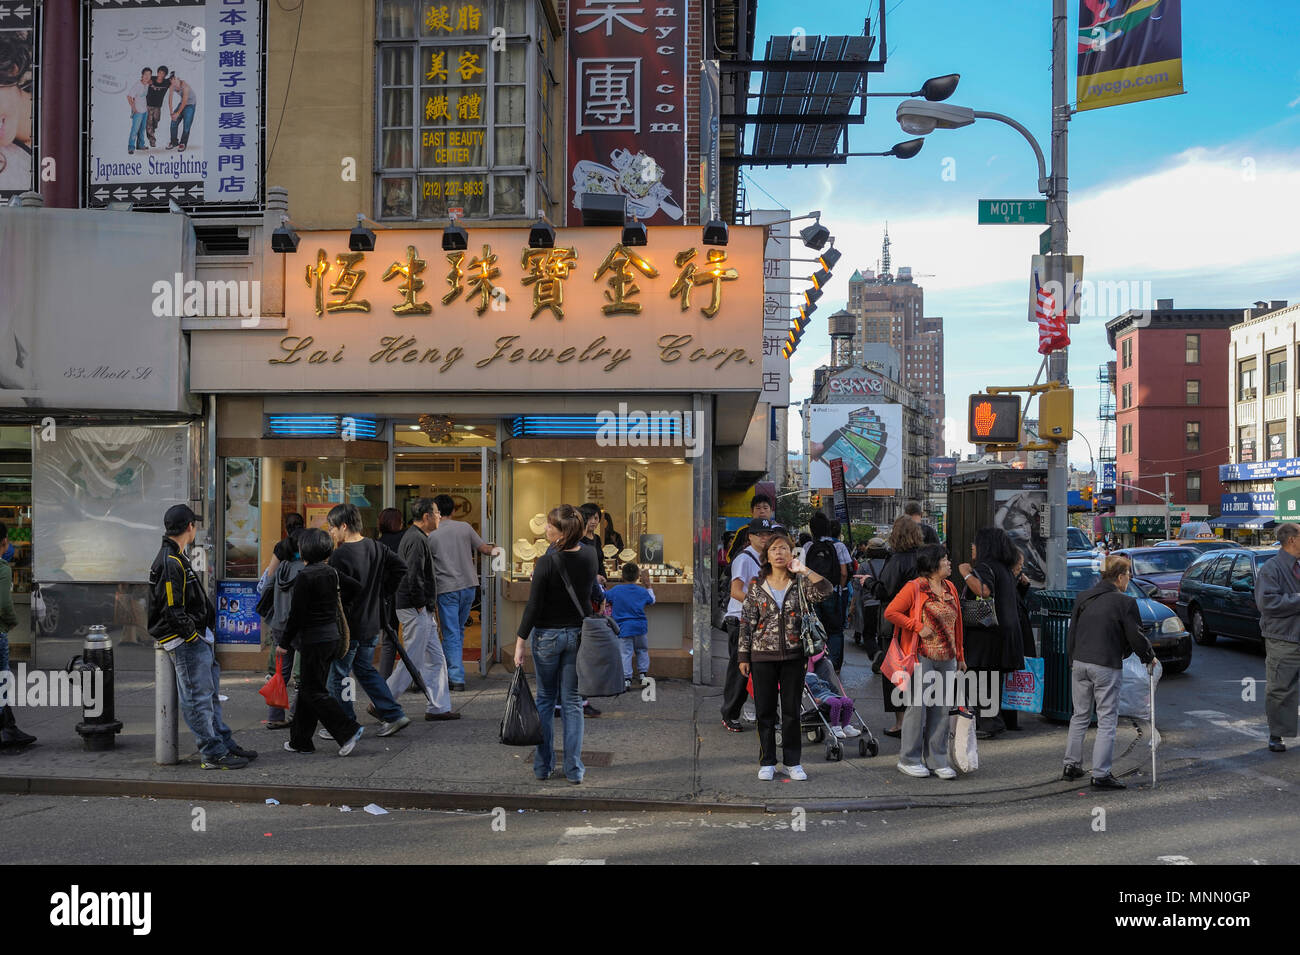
[164,504,200,534]
[747,517,777,534]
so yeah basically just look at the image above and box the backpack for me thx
[804,540,842,587]
[867,556,892,603]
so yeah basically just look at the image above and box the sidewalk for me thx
[0,642,1149,812]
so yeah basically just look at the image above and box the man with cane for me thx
[386,498,459,721]
[1062,554,1154,789]
[1255,522,1300,753]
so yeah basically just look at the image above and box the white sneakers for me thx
[757,764,808,780]
[897,761,931,778]
[832,726,847,739]
[934,766,958,780]
[841,724,862,738]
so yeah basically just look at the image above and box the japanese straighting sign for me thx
[87,0,262,208]
[567,0,686,225]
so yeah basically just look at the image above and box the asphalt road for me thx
[1,631,1295,866]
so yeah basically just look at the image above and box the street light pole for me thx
[1045,0,1071,591]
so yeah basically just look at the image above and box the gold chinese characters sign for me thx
[189,226,764,393]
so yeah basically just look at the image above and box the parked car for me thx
[1176,545,1279,647]
[1111,546,1201,610]
[1153,538,1234,554]
[1067,526,1093,552]
[1064,557,1192,673]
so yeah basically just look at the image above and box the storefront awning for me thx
[1209,514,1277,530]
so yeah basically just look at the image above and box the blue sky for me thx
[748,0,1300,469]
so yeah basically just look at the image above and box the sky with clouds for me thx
[745,0,1300,470]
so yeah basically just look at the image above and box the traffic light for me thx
[1081,486,1093,503]
[810,492,822,509]
[968,394,1021,445]
[1039,386,1074,440]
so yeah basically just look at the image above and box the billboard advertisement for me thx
[1077,0,1183,112]
[0,15,34,199]
[87,0,261,208]
[807,403,903,492]
[567,0,686,226]
[216,580,261,645]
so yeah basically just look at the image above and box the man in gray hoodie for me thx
[1255,523,1300,752]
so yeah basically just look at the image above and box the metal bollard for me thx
[155,645,178,765]
[70,625,124,751]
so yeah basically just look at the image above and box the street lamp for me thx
[896,100,1049,194]
[865,73,961,102]
[844,138,925,160]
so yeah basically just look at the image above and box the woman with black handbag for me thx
[514,505,599,784]
[737,527,832,781]
[957,527,1026,738]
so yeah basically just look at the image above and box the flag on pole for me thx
[1035,273,1070,355]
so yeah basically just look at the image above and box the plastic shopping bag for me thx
[258,655,290,710]
[500,668,544,746]
[1118,655,1163,720]
[1002,657,1045,713]
[948,709,979,774]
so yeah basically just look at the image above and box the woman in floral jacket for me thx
[738,528,832,781]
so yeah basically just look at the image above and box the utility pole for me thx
[1046,0,1071,590]
[1160,471,1174,540]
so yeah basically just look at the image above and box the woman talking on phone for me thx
[737,527,831,781]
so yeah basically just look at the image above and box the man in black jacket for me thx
[148,505,257,770]
[1063,554,1154,789]
[386,499,458,721]
[326,504,412,737]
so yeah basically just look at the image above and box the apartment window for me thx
[1185,379,1200,405]
[1268,419,1286,460]
[1121,382,1132,409]
[1239,357,1258,401]
[1121,471,1133,505]
[1120,337,1132,369]
[1239,424,1257,463]
[1185,334,1200,364]
[1121,423,1132,455]
[1185,421,1200,452]
[1268,349,1288,396]
[1186,470,1201,504]
[375,0,541,220]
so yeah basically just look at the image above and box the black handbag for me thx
[961,565,999,629]
[331,568,352,660]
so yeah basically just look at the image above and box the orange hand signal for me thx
[973,400,998,437]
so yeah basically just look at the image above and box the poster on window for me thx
[994,488,1049,587]
[0,13,35,199]
[216,579,261,645]
[567,0,686,226]
[223,457,259,578]
[87,0,261,208]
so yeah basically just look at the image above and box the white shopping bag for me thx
[1118,655,1162,720]
[948,710,978,774]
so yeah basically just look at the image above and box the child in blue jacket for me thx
[606,563,655,688]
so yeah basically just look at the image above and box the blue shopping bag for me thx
[1002,657,1045,713]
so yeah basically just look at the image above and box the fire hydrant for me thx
[70,625,123,751]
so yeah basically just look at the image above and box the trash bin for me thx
[1029,590,1075,723]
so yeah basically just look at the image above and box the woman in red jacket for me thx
[884,544,965,779]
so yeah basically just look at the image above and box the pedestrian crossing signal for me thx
[968,394,1021,445]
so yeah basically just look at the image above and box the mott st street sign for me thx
[978,199,1048,224]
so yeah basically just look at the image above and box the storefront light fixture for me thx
[622,217,647,247]
[271,216,301,254]
[528,211,556,249]
[819,246,842,270]
[799,220,831,251]
[349,214,378,252]
[810,268,831,290]
[702,218,729,246]
[804,287,822,306]
[442,219,469,251]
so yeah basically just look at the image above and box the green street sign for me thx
[1039,227,1052,254]
[978,199,1048,225]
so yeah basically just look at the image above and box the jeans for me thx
[328,633,404,723]
[1264,638,1300,739]
[438,587,475,685]
[128,112,148,151]
[169,104,195,147]
[530,627,583,781]
[388,607,451,714]
[168,639,235,761]
[0,632,8,675]
[751,656,805,767]
[720,616,747,721]
[1064,661,1122,778]
[900,656,956,770]
[619,631,649,679]
[290,643,362,751]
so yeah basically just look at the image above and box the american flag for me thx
[1035,278,1070,355]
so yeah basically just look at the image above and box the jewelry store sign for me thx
[189,226,764,392]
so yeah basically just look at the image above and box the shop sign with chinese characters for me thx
[567,0,687,225]
[188,226,764,392]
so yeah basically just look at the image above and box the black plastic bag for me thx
[500,668,544,746]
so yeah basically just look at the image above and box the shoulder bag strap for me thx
[551,552,592,620]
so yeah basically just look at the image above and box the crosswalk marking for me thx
[1184,710,1268,742]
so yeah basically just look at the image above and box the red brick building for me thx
[1105,302,1253,520]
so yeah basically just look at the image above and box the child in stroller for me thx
[805,650,860,739]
